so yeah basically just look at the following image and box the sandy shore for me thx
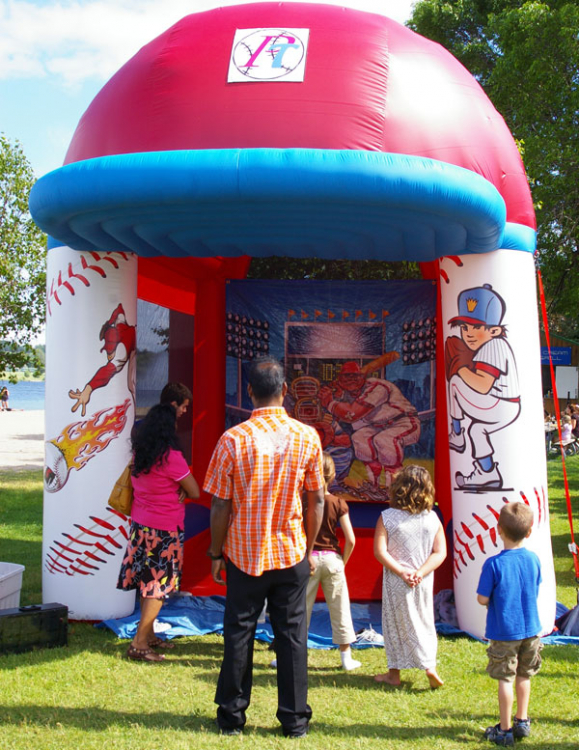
[0,410,45,472]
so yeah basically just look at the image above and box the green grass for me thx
[1,466,578,750]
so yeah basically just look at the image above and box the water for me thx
[0,380,45,411]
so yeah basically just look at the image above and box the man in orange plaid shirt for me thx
[204,357,325,737]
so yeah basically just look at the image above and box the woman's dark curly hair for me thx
[389,464,435,514]
[131,404,182,476]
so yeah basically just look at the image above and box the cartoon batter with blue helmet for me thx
[445,284,520,491]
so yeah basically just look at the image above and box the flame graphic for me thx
[45,399,130,492]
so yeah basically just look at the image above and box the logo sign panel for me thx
[540,346,572,365]
[228,28,309,83]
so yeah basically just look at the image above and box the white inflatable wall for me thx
[42,244,137,619]
[440,250,556,638]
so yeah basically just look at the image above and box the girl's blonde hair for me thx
[389,464,435,514]
[322,452,336,490]
[563,415,572,425]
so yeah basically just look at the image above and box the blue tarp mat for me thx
[98,596,579,648]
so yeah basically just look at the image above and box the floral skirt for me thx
[117,521,184,599]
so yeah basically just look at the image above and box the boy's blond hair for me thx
[389,464,434,514]
[499,502,534,542]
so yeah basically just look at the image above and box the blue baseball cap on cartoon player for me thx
[448,284,506,326]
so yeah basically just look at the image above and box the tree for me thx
[0,134,46,379]
[408,1,579,336]
[248,257,420,281]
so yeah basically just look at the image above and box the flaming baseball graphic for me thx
[44,399,131,492]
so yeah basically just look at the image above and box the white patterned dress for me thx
[380,508,441,669]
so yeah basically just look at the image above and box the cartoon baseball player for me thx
[319,360,420,494]
[69,303,136,416]
[446,284,520,491]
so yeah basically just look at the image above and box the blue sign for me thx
[541,346,572,365]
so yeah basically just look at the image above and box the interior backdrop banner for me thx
[225,279,436,502]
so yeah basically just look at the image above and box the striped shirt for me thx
[473,337,519,399]
[203,406,324,576]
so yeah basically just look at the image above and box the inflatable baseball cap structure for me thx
[30,2,554,638]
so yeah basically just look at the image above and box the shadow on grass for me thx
[0,705,576,747]
[0,704,211,732]
[0,704,480,743]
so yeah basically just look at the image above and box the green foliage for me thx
[248,257,421,281]
[152,324,170,349]
[409,1,579,336]
[0,135,46,381]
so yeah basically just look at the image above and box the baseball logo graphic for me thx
[228,28,309,82]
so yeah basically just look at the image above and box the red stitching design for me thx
[70,565,91,576]
[534,488,542,525]
[49,547,74,563]
[460,521,474,539]
[472,513,490,531]
[90,515,116,531]
[47,251,131,316]
[45,511,129,576]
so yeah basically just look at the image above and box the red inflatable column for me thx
[192,275,226,490]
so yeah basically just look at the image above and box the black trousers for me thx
[215,556,312,735]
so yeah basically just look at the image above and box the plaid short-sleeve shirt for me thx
[203,406,324,576]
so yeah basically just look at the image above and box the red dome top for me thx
[64,2,534,229]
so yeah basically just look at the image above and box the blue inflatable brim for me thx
[30,149,534,260]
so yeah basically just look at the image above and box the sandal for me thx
[149,636,175,650]
[126,645,165,662]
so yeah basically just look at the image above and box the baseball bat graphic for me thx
[360,351,399,374]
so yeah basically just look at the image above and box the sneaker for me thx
[270,658,277,668]
[448,428,466,453]
[484,723,514,746]
[513,718,531,738]
[355,626,384,646]
[456,462,502,491]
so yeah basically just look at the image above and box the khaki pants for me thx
[306,552,356,645]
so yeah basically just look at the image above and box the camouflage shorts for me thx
[486,636,543,682]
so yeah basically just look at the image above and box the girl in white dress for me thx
[373,465,446,688]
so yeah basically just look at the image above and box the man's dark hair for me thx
[247,357,285,401]
[160,382,192,406]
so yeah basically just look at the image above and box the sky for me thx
[0,0,416,178]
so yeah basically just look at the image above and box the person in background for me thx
[305,452,361,671]
[0,386,9,411]
[373,464,446,688]
[477,502,542,746]
[117,403,199,662]
[132,381,192,438]
[571,404,579,439]
[204,356,325,737]
[560,414,573,443]
[160,382,192,420]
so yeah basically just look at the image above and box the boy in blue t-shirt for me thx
[477,502,542,746]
